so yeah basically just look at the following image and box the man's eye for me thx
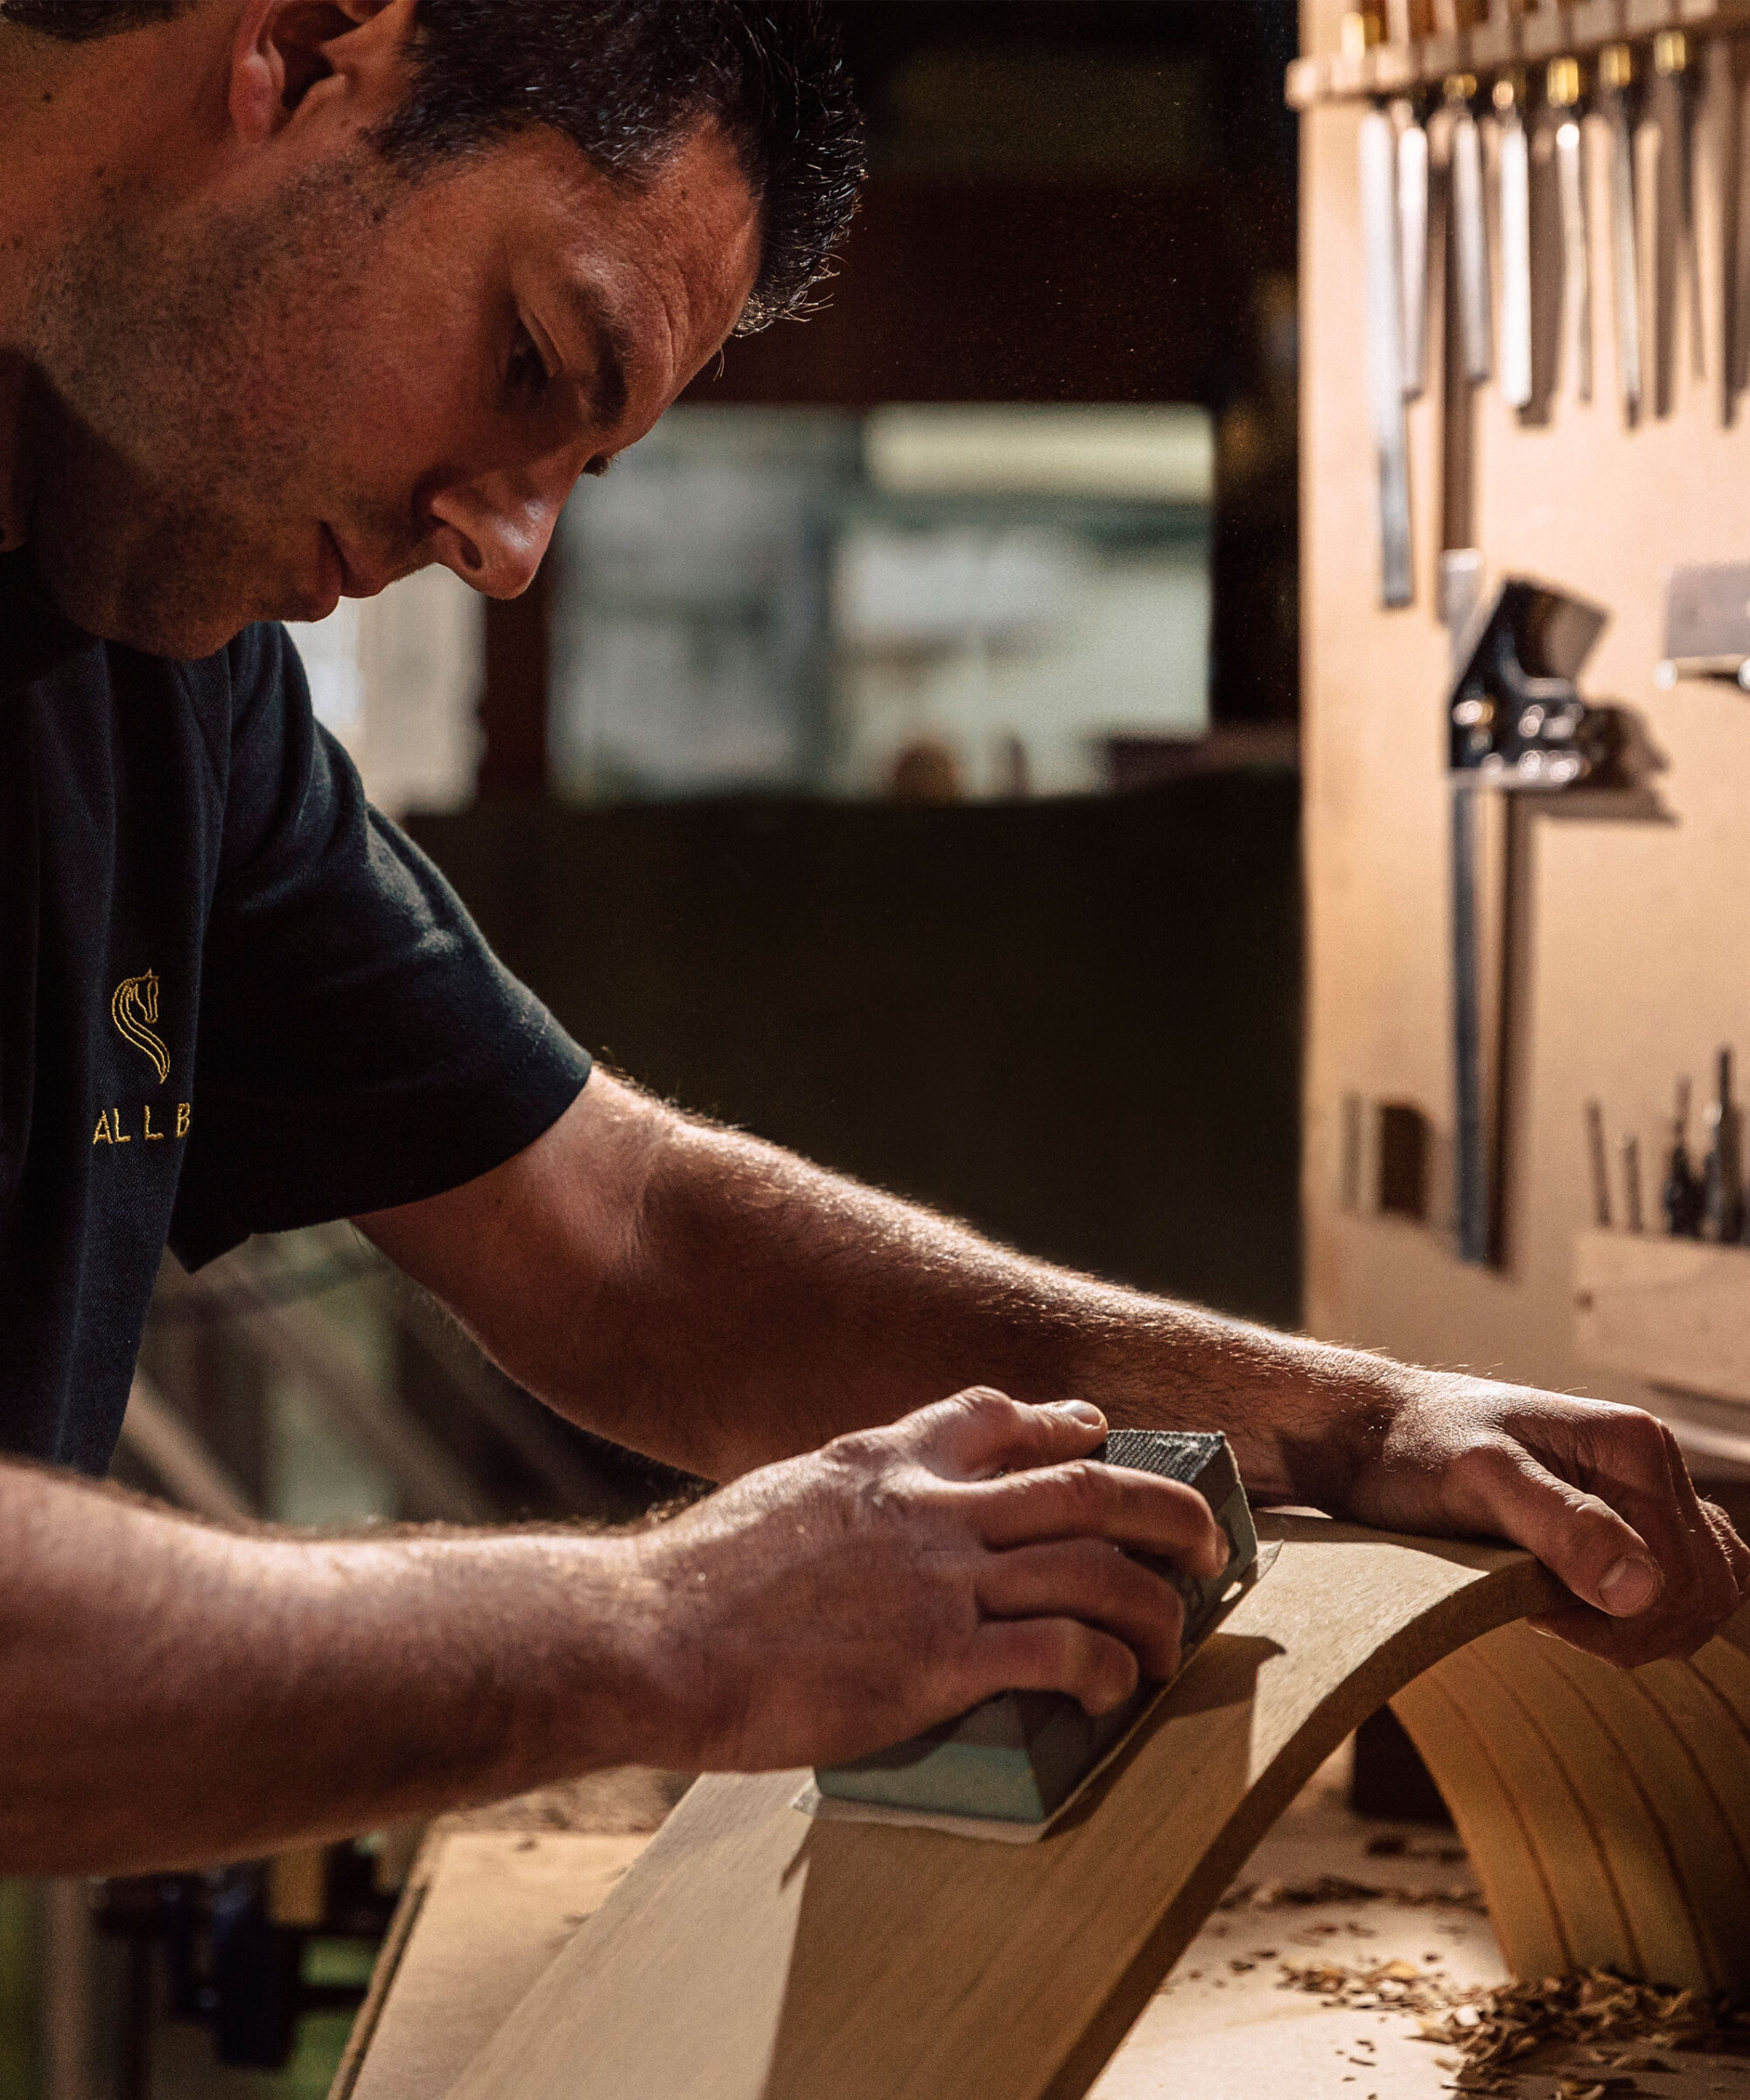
[508,323,550,397]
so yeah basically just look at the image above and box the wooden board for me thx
[1574,1228,1750,1408]
[1396,1610,1750,1991]
[340,1748,1522,2100]
[438,1518,1750,2100]
[438,1518,1578,2100]
[334,1831,651,2100]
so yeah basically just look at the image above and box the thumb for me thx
[1466,1442,1664,1618]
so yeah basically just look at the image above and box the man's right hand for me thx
[611,1388,1228,1774]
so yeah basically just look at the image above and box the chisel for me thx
[1549,57,1594,402]
[1704,33,1743,427]
[1450,75,1493,384]
[1586,1099,1613,1229]
[1730,43,1750,421]
[1621,1133,1644,1234]
[1497,72,1535,408]
[1599,42,1643,424]
[1396,95,1432,399]
[1653,30,1703,394]
[1662,1077,1704,1236]
[1703,1046,1744,1244]
[1362,102,1414,607]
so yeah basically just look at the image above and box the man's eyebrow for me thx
[556,278,634,430]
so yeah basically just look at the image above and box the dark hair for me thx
[2,1,864,331]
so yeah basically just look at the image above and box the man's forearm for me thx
[403,1081,1405,1499]
[616,1114,1409,1494]
[366,1079,1750,1672]
[0,1461,668,1874]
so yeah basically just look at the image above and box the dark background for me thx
[427,0,1306,1329]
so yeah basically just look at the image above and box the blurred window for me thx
[548,402,1213,802]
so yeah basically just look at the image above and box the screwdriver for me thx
[1662,1077,1704,1237]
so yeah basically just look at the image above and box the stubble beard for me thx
[22,157,411,658]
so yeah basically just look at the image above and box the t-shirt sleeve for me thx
[169,620,591,1270]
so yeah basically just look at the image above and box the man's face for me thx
[24,117,761,657]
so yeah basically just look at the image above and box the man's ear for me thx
[227,0,416,144]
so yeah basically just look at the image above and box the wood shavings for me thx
[1424,1970,1750,2093]
[1278,1954,1476,2020]
[1221,1873,1490,1915]
[1278,1958,1750,2096]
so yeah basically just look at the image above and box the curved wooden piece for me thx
[438,1518,1750,2100]
[1394,1606,1750,1993]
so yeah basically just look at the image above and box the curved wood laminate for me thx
[438,1516,1750,2100]
[1395,1608,1750,1992]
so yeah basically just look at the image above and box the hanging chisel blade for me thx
[1362,104,1414,607]
[1396,99,1432,399]
[1655,30,1704,387]
[1497,76,1535,408]
[1451,80,1494,384]
[1600,43,1642,424]
[1550,58,1593,403]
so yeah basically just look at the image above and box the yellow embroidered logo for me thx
[111,970,171,1084]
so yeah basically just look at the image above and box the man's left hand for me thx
[1336,1377,1750,1665]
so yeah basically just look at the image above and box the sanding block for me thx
[811,1430,1260,1831]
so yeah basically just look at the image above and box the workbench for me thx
[327,1522,1750,2100]
[329,1752,1750,2100]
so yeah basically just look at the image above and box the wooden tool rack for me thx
[1296,0,1750,1466]
[1289,1,1750,111]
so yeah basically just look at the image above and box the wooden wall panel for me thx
[1301,0,1750,1422]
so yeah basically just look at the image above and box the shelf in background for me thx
[1287,1,1750,112]
[1575,1227,1750,1419]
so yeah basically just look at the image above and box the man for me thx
[0,0,1742,1879]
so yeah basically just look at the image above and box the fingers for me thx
[976,1539,1187,1684]
[1515,1405,1747,1640]
[960,1460,1228,1577]
[1457,1404,1750,1664]
[971,1616,1143,1718]
[1450,1437,1663,1618]
[891,1387,1107,1482]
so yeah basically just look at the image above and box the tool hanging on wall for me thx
[1647,28,1704,417]
[1396,94,1433,398]
[1310,8,1750,440]
[1598,43,1644,424]
[1726,37,1750,418]
[1659,559,1750,687]
[1549,57,1595,403]
[1497,72,1536,409]
[1621,1132,1645,1233]
[1362,98,1415,606]
[1447,578,1610,1264]
[1451,75,1494,386]
[1703,1046,1744,1242]
[1585,1098,1614,1228]
[1662,1076,1704,1236]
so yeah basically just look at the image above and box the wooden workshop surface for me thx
[338,1832,648,2100]
[340,1748,1508,2100]
[340,1704,1750,2100]
[1299,0,1750,1430]
[433,1519,1568,2100]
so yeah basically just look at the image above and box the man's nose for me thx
[426,466,570,599]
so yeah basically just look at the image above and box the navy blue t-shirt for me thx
[0,550,592,1474]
